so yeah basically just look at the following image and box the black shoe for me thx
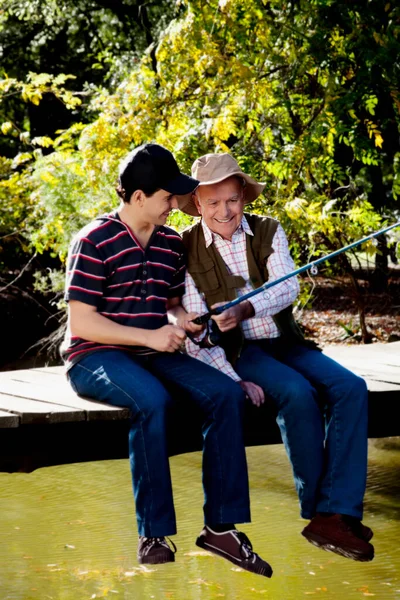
[137,536,176,564]
[196,526,273,577]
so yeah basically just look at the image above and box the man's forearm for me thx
[167,303,187,327]
[185,338,242,382]
[70,305,150,347]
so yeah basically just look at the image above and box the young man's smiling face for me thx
[194,176,245,240]
[137,188,179,226]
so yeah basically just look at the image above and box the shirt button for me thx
[142,261,147,267]
[141,289,146,294]
[143,270,147,276]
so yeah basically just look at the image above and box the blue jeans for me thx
[68,350,250,537]
[236,340,368,520]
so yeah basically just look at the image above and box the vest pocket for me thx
[189,260,220,292]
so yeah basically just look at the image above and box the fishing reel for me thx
[187,319,222,349]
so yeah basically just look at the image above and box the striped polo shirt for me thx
[62,212,186,368]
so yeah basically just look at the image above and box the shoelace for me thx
[236,531,258,563]
[141,536,177,556]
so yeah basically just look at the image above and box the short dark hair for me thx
[116,143,199,203]
[116,144,161,203]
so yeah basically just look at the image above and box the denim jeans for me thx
[68,349,250,537]
[236,340,368,520]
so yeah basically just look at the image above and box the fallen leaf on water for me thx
[304,592,316,595]
[138,565,155,573]
[363,594,375,597]
[124,571,137,578]
[309,571,316,575]
[342,582,350,585]
[23,556,33,559]
[184,551,210,557]
[47,564,57,568]
[189,579,212,586]
[67,520,86,525]
[231,567,244,572]
[381,583,392,586]
[64,544,75,549]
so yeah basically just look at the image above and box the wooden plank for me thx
[325,342,400,363]
[323,344,400,388]
[365,379,400,392]
[0,370,64,384]
[34,366,64,375]
[0,379,129,421]
[342,368,400,385]
[0,394,84,425]
[0,409,20,428]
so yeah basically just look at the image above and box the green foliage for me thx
[1,0,399,288]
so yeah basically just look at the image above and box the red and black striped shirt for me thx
[62,213,186,368]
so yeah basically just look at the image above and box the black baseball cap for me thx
[118,143,199,201]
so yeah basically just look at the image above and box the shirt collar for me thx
[201,214,254,248]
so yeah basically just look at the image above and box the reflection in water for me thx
[0,440,399,599]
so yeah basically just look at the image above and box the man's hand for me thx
[211,300,255,332]
[177,312,206,335]
[146,324,186,353]
[239,381,265,407]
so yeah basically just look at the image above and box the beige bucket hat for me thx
[178,153,266,216]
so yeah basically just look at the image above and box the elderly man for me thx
[180,153,374,563]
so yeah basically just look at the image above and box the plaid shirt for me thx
[182,216,299,382]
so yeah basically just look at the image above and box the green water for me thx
[0,441,399,600]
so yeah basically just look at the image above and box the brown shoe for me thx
[196,526,273,577]
[347,517,373,542]
[137,536,176,564]
[302,514,374,562]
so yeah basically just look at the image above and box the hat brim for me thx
[178,172,265,217]
[163,172,199,196]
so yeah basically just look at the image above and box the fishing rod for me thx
[192,221,400,326]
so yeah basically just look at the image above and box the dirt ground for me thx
[297,271,400,347]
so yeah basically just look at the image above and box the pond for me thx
[0,440,399,600]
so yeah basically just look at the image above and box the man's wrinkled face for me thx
[194,176,245,240]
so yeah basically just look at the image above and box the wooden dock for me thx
[0,342,399,473]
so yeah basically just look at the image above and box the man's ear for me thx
[130,189,145,206]
[193,192,202,216]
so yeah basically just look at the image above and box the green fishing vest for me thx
[182,213,319,363]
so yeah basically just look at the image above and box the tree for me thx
[0,0,180,156]
[1,0,399,340]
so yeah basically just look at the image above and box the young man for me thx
[180,152,374,563]
[62,144,272,576]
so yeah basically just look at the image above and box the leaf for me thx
[1,121,14,135]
